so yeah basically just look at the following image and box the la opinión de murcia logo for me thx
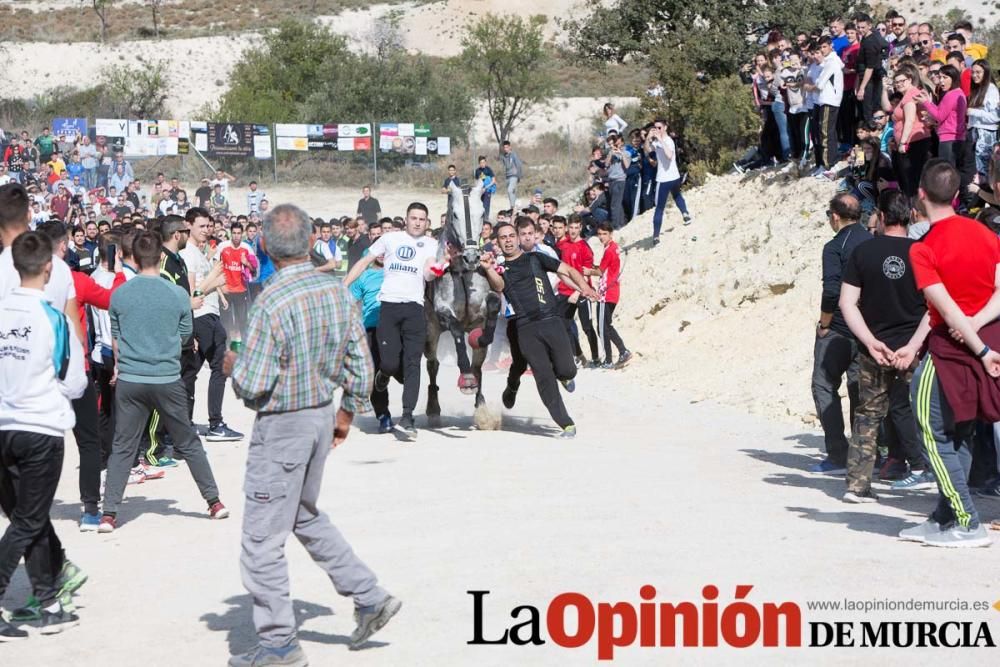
[468,587,998,659]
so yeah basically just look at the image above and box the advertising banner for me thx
[52,117,87,139]
[206,122,254,157]
[252,125,272,160]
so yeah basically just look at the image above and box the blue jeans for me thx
[652,179,688,237]
[771,99,791,161]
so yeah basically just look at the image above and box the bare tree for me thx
[87,0,114,43]
[148,0,164,38]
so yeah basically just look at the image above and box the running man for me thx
[492,218,598,438]
[901,160,1000,548]
[344,202,442,440]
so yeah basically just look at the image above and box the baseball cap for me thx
[522,205,539,214]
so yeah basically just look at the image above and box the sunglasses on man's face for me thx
[892,21,906,27]
[921,40,932,46]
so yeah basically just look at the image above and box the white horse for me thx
[424,181,501,429]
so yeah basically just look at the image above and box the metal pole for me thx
[191,144,216,173]
[272,123,278,185]
[372,120,378,186]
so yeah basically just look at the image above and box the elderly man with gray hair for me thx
[225,204,401,667]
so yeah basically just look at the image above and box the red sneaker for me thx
[209,501,230,520]
[98,515,116,534]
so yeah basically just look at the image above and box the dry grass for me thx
[0,0,418,42]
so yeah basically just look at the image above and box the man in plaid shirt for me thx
[225,203,401,667]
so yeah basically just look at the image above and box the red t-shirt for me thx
[960,68,972,98]
[219,243,249,293]
[599,241,622,304]
[556,237,594,296]
[842,42,860,91]
[910,215,1000,328]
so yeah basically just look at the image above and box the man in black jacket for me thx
[854,13,889,124]
[811,193,872,474]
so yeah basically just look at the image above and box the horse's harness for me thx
[447,186,482,273]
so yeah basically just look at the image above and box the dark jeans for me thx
[894,138,932,197]
[183,314,228,428]
[597,301,626,363]
[860,77,883,124]
[639,176,655,213]
[788,112,809,161]
[366,328,389,418]
[811,329,860,465]
[515,318,577,428]
[92,360,116,465]
[562,298,599,361]
[608,179,626,229]
[376,301,426,415]
[652,179,688,237]
[0,431,65,607]
[624,172,641,222]
[104,379,221,518]
[222,291,249,341]
[72,380,103,515]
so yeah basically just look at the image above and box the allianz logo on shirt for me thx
[396,245,416,261]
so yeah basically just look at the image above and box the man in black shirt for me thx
[812,193,873,474]
[840,190,930,502]
[195,178,213,208]
[356,185,381,227]
[344,218,370,270]
[854,13,889,123]
[491,218,597,438]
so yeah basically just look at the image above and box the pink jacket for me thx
[920,88,968,142]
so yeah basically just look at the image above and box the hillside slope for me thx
[599,171,838,426]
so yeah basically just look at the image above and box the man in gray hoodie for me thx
[501,140,524,209]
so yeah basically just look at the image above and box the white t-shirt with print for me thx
[367,231,437,304]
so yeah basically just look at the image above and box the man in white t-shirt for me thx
[0,184,79,322]
[344,202,443,440]
[209,168,235,200]
[643,119,692,244]
[179,207,238,440]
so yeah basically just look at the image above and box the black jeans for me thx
[860,77,883,124]
[515,318,578,428]
[366,328,389,418]
[597,301,626,363]
[624,172,641,222]
[0,431,66,607]
[376,301,426,415]
[787,112,808,161]
[92,360,116,465]
[183,314,228,427]
[811,329,860,465]
[72,380,102,515]
[894,138,932,197]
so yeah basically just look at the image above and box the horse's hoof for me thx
[458,373,479,395]
[426,414,442,428]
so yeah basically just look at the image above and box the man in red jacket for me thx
[556,215,600,366]
[904,160,1000,548]
[585,223,632,369]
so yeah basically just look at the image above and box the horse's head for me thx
[446,180,485,267]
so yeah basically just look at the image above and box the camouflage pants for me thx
[846,353,915,494]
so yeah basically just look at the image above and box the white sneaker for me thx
[843,490,879,504]
[923,524,992,548]
[898,519,943,543]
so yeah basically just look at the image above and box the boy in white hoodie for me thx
[0,231,87,638]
